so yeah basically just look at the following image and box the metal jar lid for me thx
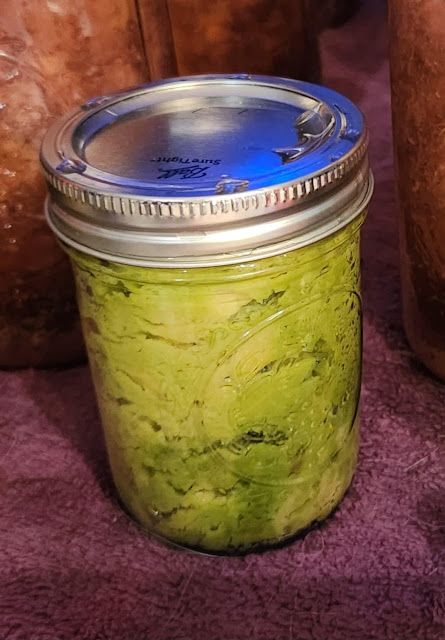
[41,74,373,268]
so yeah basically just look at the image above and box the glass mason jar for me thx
[41,76,373,553]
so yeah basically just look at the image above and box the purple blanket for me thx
[1,2,443,639]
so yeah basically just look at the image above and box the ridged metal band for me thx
[43,134,368,220]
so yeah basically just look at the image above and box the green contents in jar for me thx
[70,216,363,553]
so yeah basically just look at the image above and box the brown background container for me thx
[0,1,148,367]
[0,0,344,369]
[137,0,321,82]
[388,0,445,380]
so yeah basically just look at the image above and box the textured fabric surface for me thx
[0,2,444,639]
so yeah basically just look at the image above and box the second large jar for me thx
[41,76,373,554]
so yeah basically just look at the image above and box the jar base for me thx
[115,478,355,557]
[403,315,445,383]
[0,324,86,370]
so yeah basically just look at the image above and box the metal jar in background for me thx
[0,0,147,368]
[388,0,445,381]
[41,75,373,553]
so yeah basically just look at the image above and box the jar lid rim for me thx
[41,74,372,261]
